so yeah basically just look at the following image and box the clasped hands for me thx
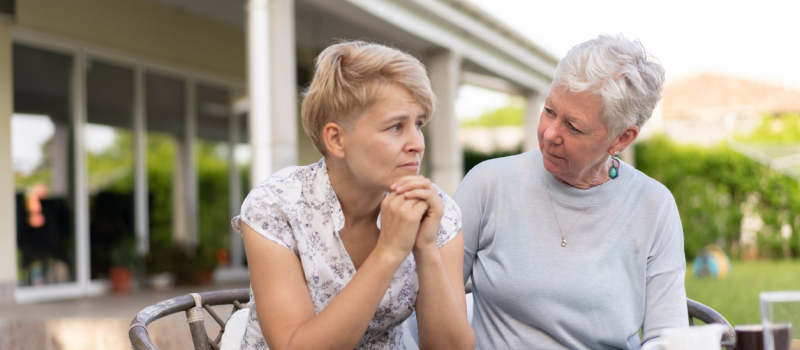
[378,175,444,259]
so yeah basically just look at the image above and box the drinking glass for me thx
[760,291,800,350]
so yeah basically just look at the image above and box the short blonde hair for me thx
[301,41,435,154]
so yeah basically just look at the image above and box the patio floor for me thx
[0,282,250,350]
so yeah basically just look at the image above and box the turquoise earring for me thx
[609,160,619,179]
[609,149,622,180]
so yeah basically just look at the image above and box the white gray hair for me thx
[552,34,665,139]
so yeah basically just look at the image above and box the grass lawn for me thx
[685,259,800,327]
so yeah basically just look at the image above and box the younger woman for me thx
[232,41,474,350]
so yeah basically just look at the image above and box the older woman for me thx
[454,34,688,349]
[232,41,474,350]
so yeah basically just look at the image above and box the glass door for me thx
[12,44,77,288]
[85,59,136,282]
[196,84,231,271]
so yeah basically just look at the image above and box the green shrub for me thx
[636,134,800,260]
[144,243,217,285]
[460,97,525,128]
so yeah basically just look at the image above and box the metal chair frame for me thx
[129,289,736,350]
[129,288,250,350]
[688,298,736,349]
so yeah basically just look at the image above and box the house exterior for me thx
[0,0,557,304]
[661,74,800,146]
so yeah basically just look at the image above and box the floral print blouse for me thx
[231,158,462,350]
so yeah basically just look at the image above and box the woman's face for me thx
[537,85,614,182]
[342,83,426,191]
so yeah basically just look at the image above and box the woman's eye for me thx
[389,124,401,132]
[567,122,581,133]
[544,107,554,115]
[416,121,425,129]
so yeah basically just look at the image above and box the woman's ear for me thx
[609,125,640,156]
[323,122,347,159]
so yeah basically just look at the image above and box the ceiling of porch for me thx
[139,0,555,94]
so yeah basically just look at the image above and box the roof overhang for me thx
[321,0,557,94]
[142,0,559,94]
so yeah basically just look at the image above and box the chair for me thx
[130,289,736,350]
[471,283,735,349]
[129,288,250,350]
[688,298,736,349]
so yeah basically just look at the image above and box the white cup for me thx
[641,324,727,350]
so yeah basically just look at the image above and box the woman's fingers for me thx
[391,175,433,193]
[391,175,423,190]
[378,194,428,257]
[401,186,443,215]
[384,192,428,227]
[381,191,398,211]
[399,196,427,216]
[402,188,435,202]
[410,197,430,217]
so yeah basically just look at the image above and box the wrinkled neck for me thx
[552,157,613,189]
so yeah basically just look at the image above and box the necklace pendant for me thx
[561,239,567,247]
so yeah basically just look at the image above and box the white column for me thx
[73,48,90,294]
[247,0,273,188]
[426,51,462,196]
[184,79,198,248]
[228,105,244,269]
[523,91,545,152]
[0,21,16,305]
[133,66,149,255]
[270,0,297,171]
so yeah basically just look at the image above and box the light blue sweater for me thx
[455,151,688,350]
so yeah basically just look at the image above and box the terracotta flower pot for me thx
[109,267,133,294]
[216,249,230,267]
[196,269,213,285]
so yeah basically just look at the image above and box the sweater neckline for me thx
[531,150,633,206]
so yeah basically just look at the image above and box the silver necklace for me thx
[545,170,607,247]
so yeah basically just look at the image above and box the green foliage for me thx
[15,127,240,283]
[144,243,217,285]
[460,97,525,128]
[146,133,177,250]
[110,237,143,272]
[736,112,800,143]
[196,140,232,250]
[463,146,523,175]
[635,133,800,260]
[685,260,800,326]
[144,135,235,279]
[87,130,134,193]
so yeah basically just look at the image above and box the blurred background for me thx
[1,0,799,348]
[458,0,800,329]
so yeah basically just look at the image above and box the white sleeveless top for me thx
[231,158,462,350]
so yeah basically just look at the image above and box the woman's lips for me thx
[546,149,564,160]
[398,163,419,171]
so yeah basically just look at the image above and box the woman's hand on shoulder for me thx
[391,175,444,253]
[377,190,428,262]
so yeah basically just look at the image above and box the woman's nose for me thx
[543,122,561,144]
[406,129,425,153]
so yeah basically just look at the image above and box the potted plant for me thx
[109,238,142,294]
[145,242,218,286]
[194,245,218,285]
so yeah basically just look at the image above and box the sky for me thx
[456,0,800,119]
